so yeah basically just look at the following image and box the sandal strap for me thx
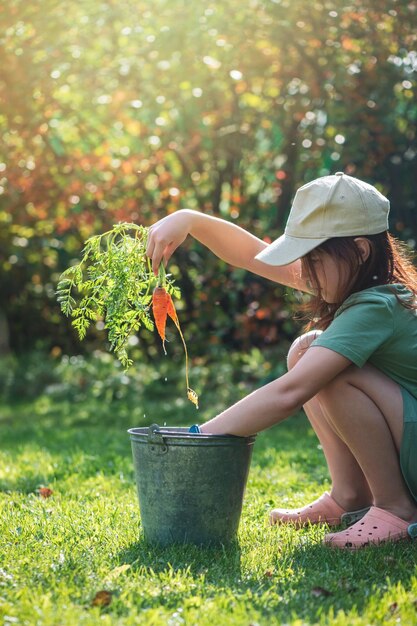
[340,506,370,527]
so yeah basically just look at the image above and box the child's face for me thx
[307,250,350,304]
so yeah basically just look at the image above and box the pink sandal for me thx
[270,492,369,528]
[324,506,411,549]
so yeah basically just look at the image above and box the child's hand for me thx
[146,209,194,275]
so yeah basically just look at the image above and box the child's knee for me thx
[287,330,322,370]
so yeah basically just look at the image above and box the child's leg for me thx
[316,363,417,523]
[287,333,372,511]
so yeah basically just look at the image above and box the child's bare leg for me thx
[304,398,373,510]
[288,333,372,510]
[317,363,417,522]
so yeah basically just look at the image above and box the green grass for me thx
[1,355,417,625]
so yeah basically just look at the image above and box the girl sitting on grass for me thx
[146,172,417,550]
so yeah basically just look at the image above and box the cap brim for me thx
[255,234,328,266]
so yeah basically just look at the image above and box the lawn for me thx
[1,352,417,626]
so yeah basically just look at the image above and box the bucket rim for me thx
[127,426,256,444]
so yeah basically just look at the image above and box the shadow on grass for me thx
[264,537,417,621]
[118,537,243,580]
[115,528,417,622]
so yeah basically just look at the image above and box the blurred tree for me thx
[0,0,416,355]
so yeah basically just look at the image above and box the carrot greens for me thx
[56,223,197,406]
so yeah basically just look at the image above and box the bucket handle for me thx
[148,424,168,455]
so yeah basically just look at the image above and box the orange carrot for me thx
[152,285,199,408]
[152,286,170,352]
[166,292,179,325]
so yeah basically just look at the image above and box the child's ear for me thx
[354,237,371,264]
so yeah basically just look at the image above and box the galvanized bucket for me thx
[128,424,256,546]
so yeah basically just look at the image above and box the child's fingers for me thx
[157,242,176,274]
[152,250,164,276]
[151,241,170,276]
[145,236,155,260]
[146,219,182,274]
[145,235,159,275]
[162,242,176,266]
[146,229,164,275]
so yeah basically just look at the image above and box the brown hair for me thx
[301,232,417,331]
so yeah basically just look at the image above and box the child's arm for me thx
[200,346,352,436]
[146,209,308,292]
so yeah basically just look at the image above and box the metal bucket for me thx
[128,424,256,546]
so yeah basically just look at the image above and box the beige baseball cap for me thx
[255,172,390,266]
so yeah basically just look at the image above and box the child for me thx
[146,172,417,549]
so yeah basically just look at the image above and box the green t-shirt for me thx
[311,284,417,399]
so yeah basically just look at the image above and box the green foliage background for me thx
[1,0,416,358]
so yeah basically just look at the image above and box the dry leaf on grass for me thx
[91,590,112,607]
[38,488,53,498]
